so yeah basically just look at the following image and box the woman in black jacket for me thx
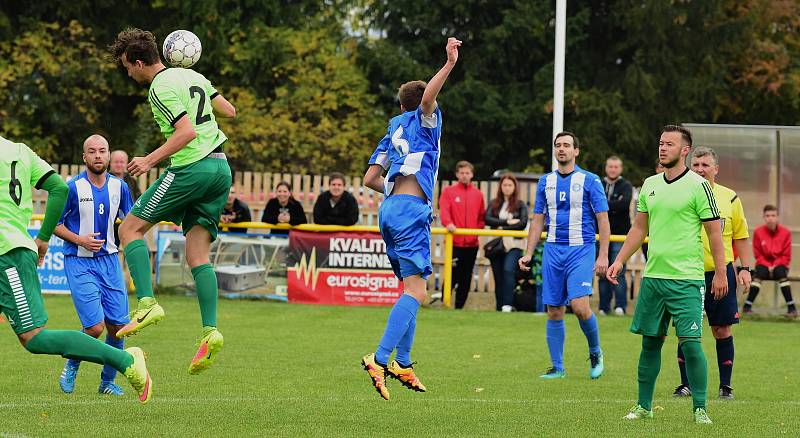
[261,181,307,235]
[484,174,529,311]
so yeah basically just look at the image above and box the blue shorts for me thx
[378,194,433,280]
[542,243,595,307]
[704,263,739,326]
[64,254,130,328]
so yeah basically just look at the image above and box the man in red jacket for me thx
[744,204,796,317]
[439,161,486,309]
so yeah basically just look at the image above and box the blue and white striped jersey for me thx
[59,171,133,257]
[368,106,442,203]
[533,166,608,246]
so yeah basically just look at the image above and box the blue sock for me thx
[100,334,124,383]
[394,315,417,367]
[546,320,566,371]
[375,294,420,365]
[578,314,601,354]
[66,358,81,369]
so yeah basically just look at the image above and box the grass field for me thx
[0,295,797,437]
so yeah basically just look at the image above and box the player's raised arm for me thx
[211,94,236,118]
[420,37,462,117]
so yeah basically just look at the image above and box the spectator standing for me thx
[484,174,528,312]
[261,181,307,236]
[598,156,633,315]
[744,205,796,317]
[439,161,485,309]
[313,172,359,226]
[222,188,252,234]
[109,150,142,201]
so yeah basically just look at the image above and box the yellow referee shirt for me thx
[701,183,749,271]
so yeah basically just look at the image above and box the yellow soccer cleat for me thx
[117,297,165,338]
[188,327,224,375]
[387,360,427,392]
[361,353,390,400]
[123,347,152,404]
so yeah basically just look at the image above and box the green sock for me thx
[679,338,708,410]
[26,329,133,372]
[191,264,218,327]
[125,239,154,299]
[637,335,664,411]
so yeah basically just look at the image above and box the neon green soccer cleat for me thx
[188,327,224,375]
[123,347,152,404]
[117,297,165,338]
[623,405,654,420]
[694,407,713,424]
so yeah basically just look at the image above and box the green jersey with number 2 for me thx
[148,68,228,167]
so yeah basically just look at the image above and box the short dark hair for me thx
[606,155,622,164]
[397,81,427,111]
[328,172,345,184]
[455,160,474,172]
[554,131,579,149]
[276,181,292,192]
[661,125,693,147]
[108,27,160,66]
[763,204,778,214]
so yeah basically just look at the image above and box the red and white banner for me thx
[287,230,403,306]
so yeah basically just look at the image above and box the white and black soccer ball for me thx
[163,30,202,68]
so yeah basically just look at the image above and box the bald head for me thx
[83,134,109,153]
[109,150,128,178]
[82,134,110,176]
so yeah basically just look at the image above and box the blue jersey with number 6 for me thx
[368,107,442,203]
[59,171,133,257]
[533,166,608,246]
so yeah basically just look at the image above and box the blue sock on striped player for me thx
[578,314,601,354]
[100,334,124,383]
[546,319,566,371]
[375,294,420,365]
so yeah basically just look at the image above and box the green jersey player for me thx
[0,137,152,403]
[109,28,236,374]
[607,125,727,424]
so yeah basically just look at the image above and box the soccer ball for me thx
[163,30,202,68]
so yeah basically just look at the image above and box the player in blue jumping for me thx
[519,132,611,379]
[54,135,134,396]
[360,37,461,400]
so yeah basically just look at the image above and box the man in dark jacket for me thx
[598,156,633,315]
[313,173,359,226]
[222,188,252,234]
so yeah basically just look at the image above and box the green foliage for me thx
[0,20,111,162]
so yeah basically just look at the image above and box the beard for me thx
[661,156,681,169]
[87,163,108,175]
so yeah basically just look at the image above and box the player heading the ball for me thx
[108,27,236,375]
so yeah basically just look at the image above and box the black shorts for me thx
[754,264,789,281]
[704,263,739,326]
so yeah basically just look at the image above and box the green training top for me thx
[148,67,228,167]
[638,167,720,280]
[0,138,56,256]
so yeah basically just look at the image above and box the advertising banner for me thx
[287,230,403,306]
[28,229,70,294]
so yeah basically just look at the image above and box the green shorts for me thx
[132,155,232,241]
[630,277,705,338]
[0,248,48,335]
